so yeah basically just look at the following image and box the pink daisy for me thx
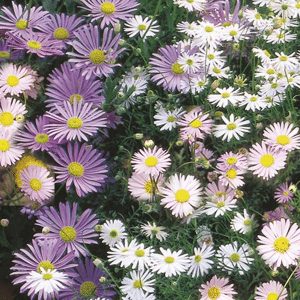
[161,173,203,218]
[199,275,237,300]
[257,218,300,270]
[248,142,287,180]
[218,167,245,188]
[204,181,236,201]
[255,281,288,300]
[178,107,213,143]
[131,146,171,176]
[216,151,248,172]
[20,165,55,203]
[274,182,294,204]
[263,122,300,152]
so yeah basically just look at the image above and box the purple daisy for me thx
[45,62,105,109]
[49,142,108,197]
[67,24,125,79]
[0,39,22,61]
[79,0,139,29]
[274,182,294,204]
[34,202,99,257]
[59,257,116,299]
[38,13,84,49]
[45,99,107,143]
[7,29,64,58]
[0,2,50,34]
[10,238,77,286]
[15,115,59,152]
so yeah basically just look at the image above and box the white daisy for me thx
[198,47,226,69]
[266,29,296,44]
[258,79,286,98]
[177,52,202,74]
[207,65,231,79]
[140,222,168,241]
[208,87,243,108]
[153,107,185,131]
[270,0,297,18]
[230,209,255,234]
[100,219,127,248]
[180,74,208,94]
[204,196,237,217]
[222,24,249,43]
[271,51,299,71]
[252,47,272,64]
[177,21,199,37]
[174,0,206,12]
[239,92,266,111]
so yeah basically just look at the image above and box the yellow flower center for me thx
[43,273,53,280]
[171,62,184,75]
[271,83,278,89]
[59,226,77,242]
[35,134,49,144]
[212,67,221,73]
[226,169,237,179]
[207,286,221,299]
[54,27,69,40]
[227,157,237,165]
[221,92,230,98]
[281,4,289,10]
[37,261,54,273]
[230,253,240,262]
[167,115,176,122]
[144,180,156,194]
[227,123,236,130]
[296,3,300,8]
[279,56,288,61]
[109,229,118,238]
[216,191,226,197]
[229,30,238,36]
[283,191,289,196]
[68,162,84,177]
[250,96,258,102]
[15,19,28,29]
[243,219,251,226]
[255,13,261,19]
[267,292,279,300]
[260,154,275,167]
[205,26,214,32]
[277,33,284,38]
[101,2,116,15]
[27,41,41,49]
[7,75,19,87]
[266,68,275,74]
[186,58,194,65]
[175,189,190,203]
[69,94,83,104]
[138,24,147,31]
[0,139,10,152]
[264,50,271,57]
[90,49,106,64]
[0,112,14,127]
[80,281,97,297]
[164,256,175,263]
[194,254,202,262]
[0,51,9,58]
[207,54,215,60]
[276,135,290,145]
[217,201,225,208]
[190,119,202,128]
[144,156,158,167]
[273,237,290,253]
[135,249,145,257]
[187,0,194,2]
[133,279,143,289]
[29,178,42,191]
[67,117,83,129]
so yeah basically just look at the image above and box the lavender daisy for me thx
[45,100,107,143]
[67,24,125,79]
[59,257,116,299]
[49,142,108,197]
[79,0,139,29]
[0,39,22,62]
[34,202,99,257]
[274,182,294,204]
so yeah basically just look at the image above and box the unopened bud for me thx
[94,225,102,232]
[211,80,219,90]
[42,226,50,234]
[93,258,104,268]
[134,133,144,140]
[143,139,155,148]
[16,114,25,123]
[114,23,121,33]
[289,184,297,194]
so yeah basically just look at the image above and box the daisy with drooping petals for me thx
[230,209,255,234]
[34,202,99,257]
[20,165,54,203]
[263,122,300,152]
[199,275,237,300]
[49,142,108,197]
[255,280,288,300]
[67,24,125,79]
[141,222,168,242]
[248,142,287,180]
[131,146,171,176]
[0,63,34,96]
[151,247,189,277]
[161,173,203,218]
[100,219,127,248]
[213,114,251,142]
[257,218,300,270]
[274,182,294,203]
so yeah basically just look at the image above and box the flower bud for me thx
[94,225,102,232]
[143,139,155,148]
[134,133,144,140]
[42,226,50,234]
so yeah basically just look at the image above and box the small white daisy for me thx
[177,52,202,74]
[204,196,237,217]
[100,219,127,248]
[153,107,185,131]
[230,209,255,234]
[239,92,266,111]
[174,0,206,12]
[140,222,168,241]
[208,87,243,108]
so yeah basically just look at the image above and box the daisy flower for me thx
[0,63,34,96]
[160,173,203,218]
[248,142,287,180]
[271,51,299,71]
[257,218,300,270]
[151,247,189,277]
[198,47,226,69]
[218,167,245,188]
[270,0,297,18]
[205,181,236,202]
[216,241,254,275]
[174,0,206,11]
[140,222,168,241]
[253,47,272,64]
[258,79,286,98]
[199,275,237,300]
[177,52,202,74]
[216,151,248,172]
[0,39,22,62]
[67,24,125,79]
[124,15,159,41]
[21,268,69,300]
[266,29,297,44]
[274,182,294,203]
[121,270,155,300]
[222,24,249,43]
[34,202,99,257]
[255,280,288,300]
[20,165,54,203]
[187,244,215,277]
[100,219,127,247]
[230,209,255,234]
[79,0,139,29]
[49,142,108,197]
[207,65,231,79]
[45,100,107,143]
[59,257,116,299]
[204,196,237,217]
[262,121,300,152]
[239,92,266,111]
[154,107,185,131]
[131,146,171,176]
[213,114,251,142]
[208,87,244,107]
[181,74,208,94]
